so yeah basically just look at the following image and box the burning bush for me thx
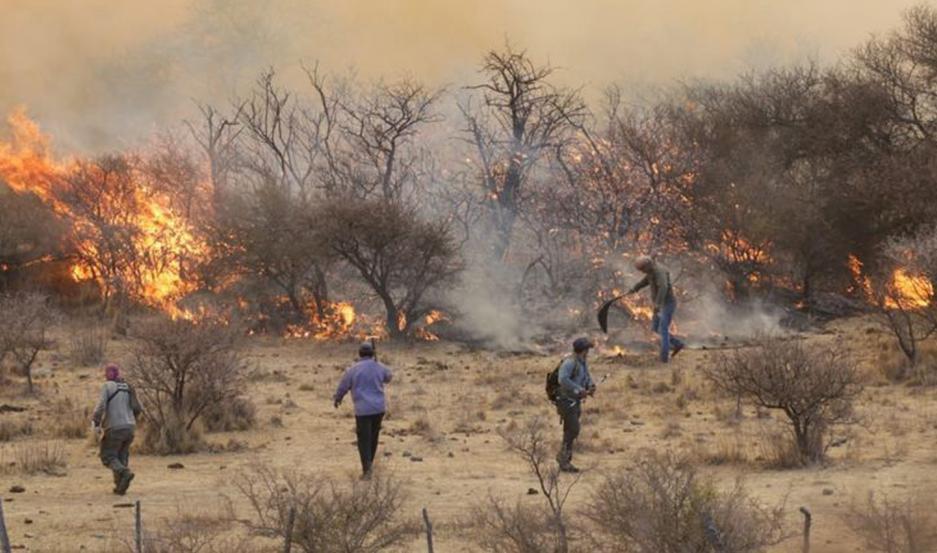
[704,334,861,466]
[210,181,333,328]
[0,182,67,290]
[315,198,461,338]
[584,453,787,553]
[871,227,937,376]
[236,465,417,552]
[127,318,250,454]
[0,292,58,393]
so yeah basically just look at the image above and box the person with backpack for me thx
[551,337,596,473]
[91,363,143,495]
[626,255,686,363]
[333,341,393,479]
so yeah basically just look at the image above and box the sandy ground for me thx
[1,317,936,552]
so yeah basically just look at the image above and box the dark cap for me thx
[359,341,375,357]
[572,337,594,353]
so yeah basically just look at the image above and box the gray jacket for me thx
[629,263,675,310]
[92,381,141,431]
[557,355,594,402]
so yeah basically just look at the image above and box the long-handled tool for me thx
[597,293,634,333]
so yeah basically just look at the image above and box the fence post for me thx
[0,498,11,553]
[800,506,812,553]
[422,507,434,553]
[282,506,296,553]
[134,500,142,553]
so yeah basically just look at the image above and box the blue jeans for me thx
[651,300,684,362]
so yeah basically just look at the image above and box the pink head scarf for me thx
[104,364,120,381]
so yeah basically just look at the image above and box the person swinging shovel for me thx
[598,255,685,363]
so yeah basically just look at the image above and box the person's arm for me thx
[91,383,109,426]
[654,269,670,309]
[558,358,583,397]
[334,368,353,408]
[629,275,649,294]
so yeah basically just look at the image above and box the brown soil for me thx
[1,316,936,552]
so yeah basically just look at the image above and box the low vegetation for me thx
[705,334,862,466]
[236,465,418,552]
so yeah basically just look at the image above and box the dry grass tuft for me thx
[1,441,67,476]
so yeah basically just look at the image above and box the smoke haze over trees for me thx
[1,3,937,346]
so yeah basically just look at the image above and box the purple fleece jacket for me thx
[333,358,393,416]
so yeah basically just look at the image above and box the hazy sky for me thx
[0,0,927,151]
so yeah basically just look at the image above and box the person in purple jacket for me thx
[333,341,393,478]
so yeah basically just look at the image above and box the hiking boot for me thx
[115,470,135,495]
[559,463,580,473]
[671,342,685,359]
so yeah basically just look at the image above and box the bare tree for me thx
[0,293,57,393]
[127,318,248,453]
[704,334,862,465]
[462,45,586,261]
[336,79,442,201]
[585,453,788,553]
[315,198,461,338]
[474,416,580,553]
[236,465,417,552]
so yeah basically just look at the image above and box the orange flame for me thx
[885,268,933,310]
[0,109,206,312]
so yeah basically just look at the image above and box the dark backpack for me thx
[105,382,143,418]
[545,357,575,402]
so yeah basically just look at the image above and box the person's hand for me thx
[588,384,597,396]
[333,398,342,409]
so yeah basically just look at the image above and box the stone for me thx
[167,463,184,469]
[9,485,25,493]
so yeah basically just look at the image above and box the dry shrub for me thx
[704,334,862,465]
[47,397,91,440]
[0,441,67,476]
[121,506,261,553]
[0,419,33,442]
[844,492,937,553]
[66,322,108,366]
[409,414,442,442]
[0,292,58,393]
[139,413,203,455]
[128,318,248,454]
[698,437,751,466]
[585,453,788,553]
[236,465,417,553]
[473,416,582,553]
[201,396,257,433]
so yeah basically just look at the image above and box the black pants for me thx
[100,427,134,483]
[355,413,384,475]
[556,399,581,465]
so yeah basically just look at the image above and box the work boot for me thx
[671,342,685,359]
[115,470,135,495]
[559,462,580,473]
